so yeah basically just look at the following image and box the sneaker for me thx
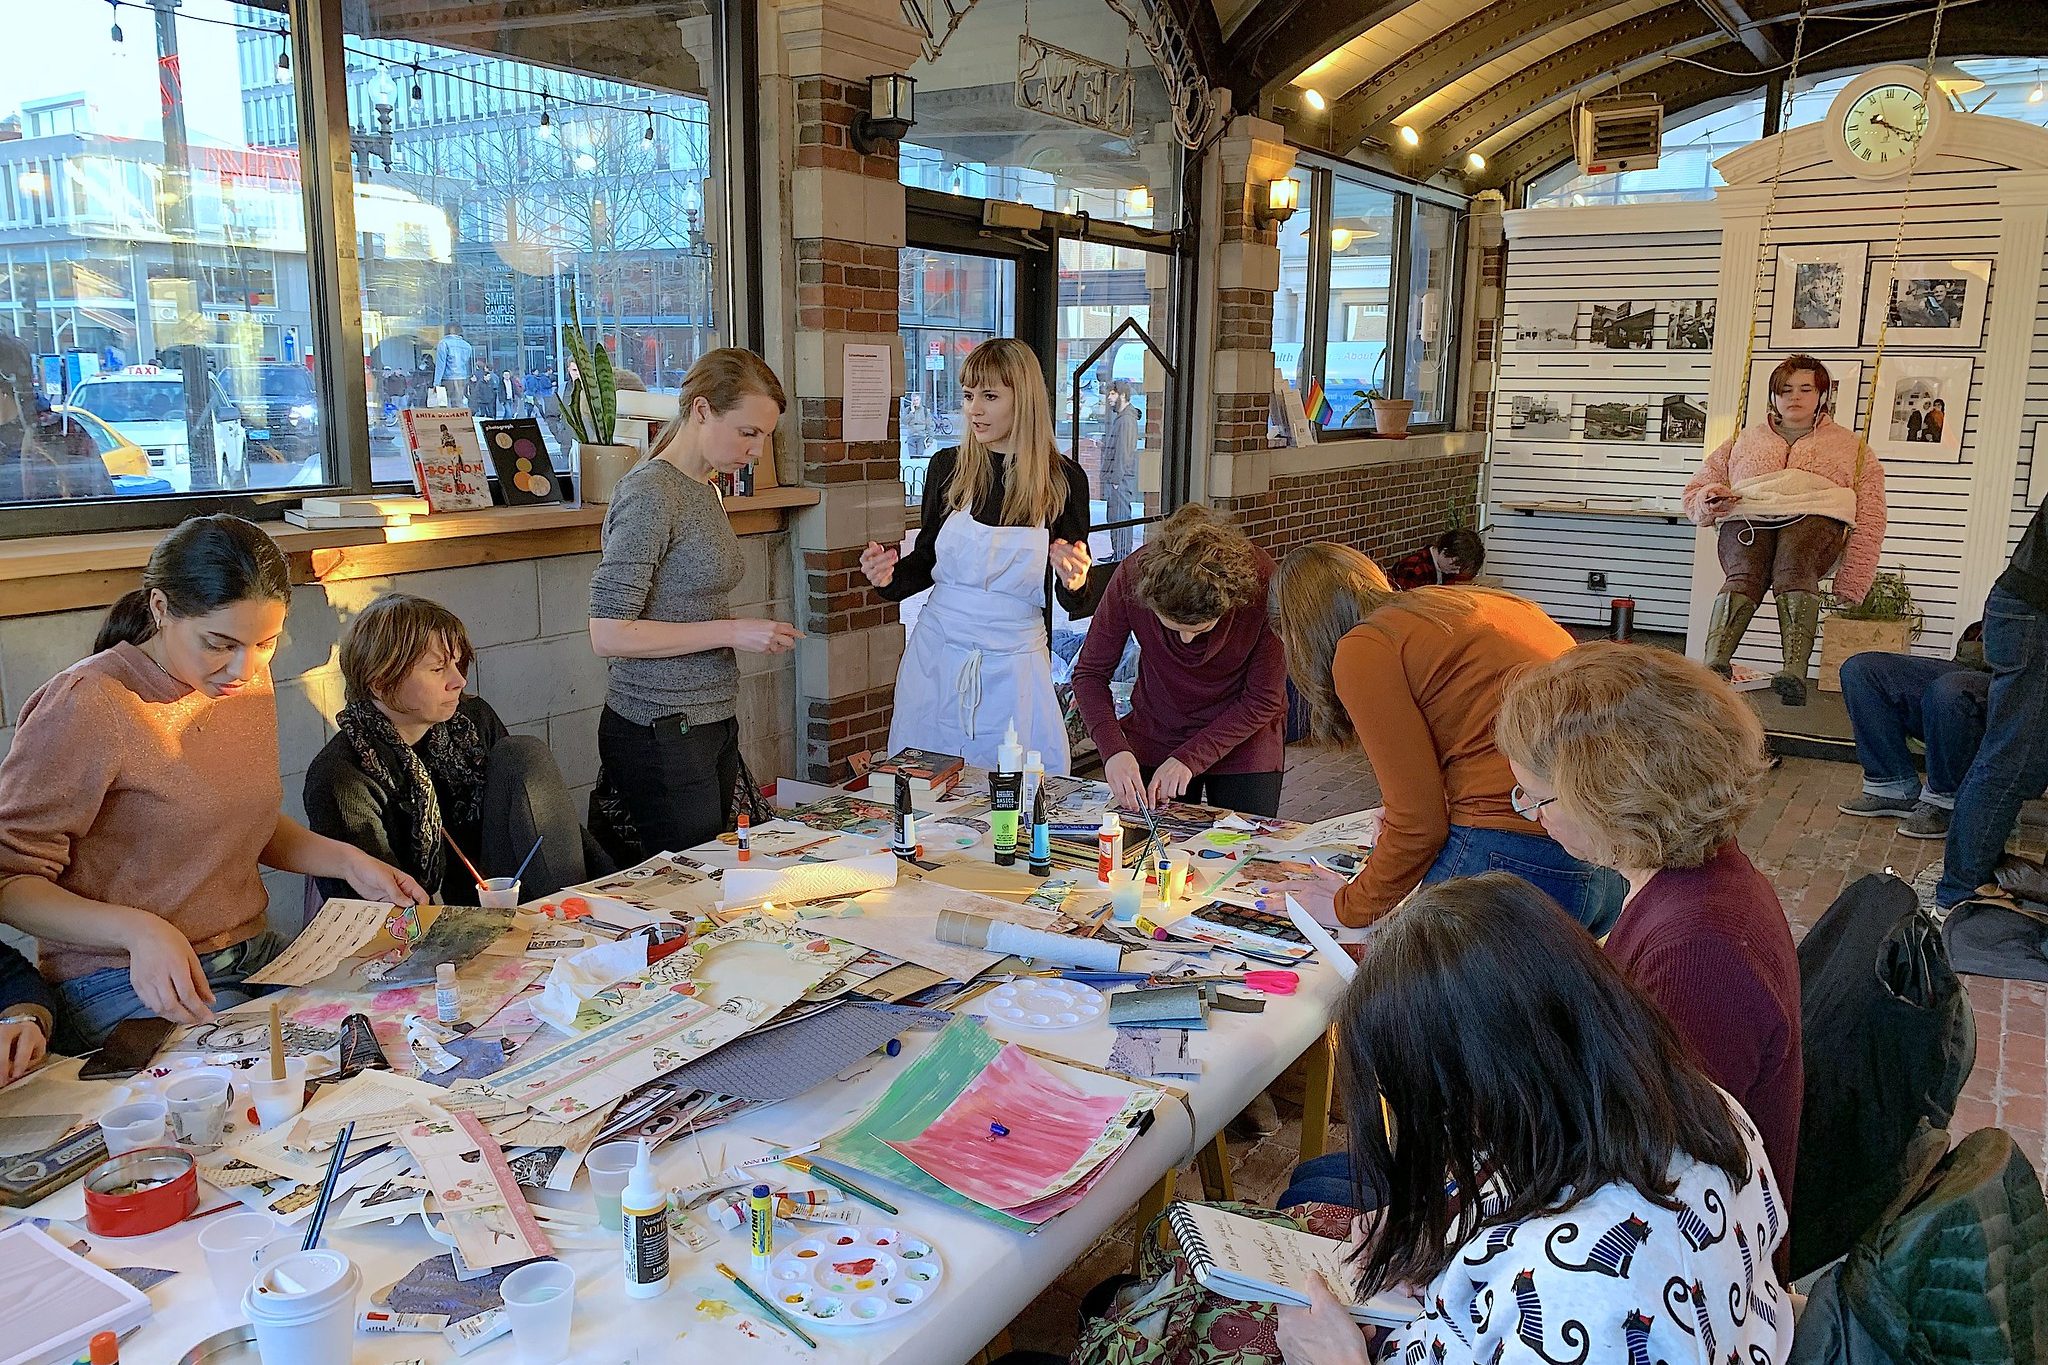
[1772,672,1808,706]
[1898,802,1952,840]
[1226,1092,1283,1142]
[1839,792,1918,817]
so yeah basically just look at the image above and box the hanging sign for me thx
[1016,36,1133,138]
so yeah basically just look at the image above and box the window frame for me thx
[0,0,752,539]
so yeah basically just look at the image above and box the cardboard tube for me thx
[935,910,1123,971]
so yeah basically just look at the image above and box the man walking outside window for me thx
[1103,379,1141,559]
[435,323,473,407]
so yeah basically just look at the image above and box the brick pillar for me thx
[774,1,920,781]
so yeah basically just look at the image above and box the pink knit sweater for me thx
[1682,414,1888,603]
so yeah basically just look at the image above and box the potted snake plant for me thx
[1817,569,1922,692]
[560,285,636,503]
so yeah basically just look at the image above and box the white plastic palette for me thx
[765,1226,943,1327]
[981,978,1105,1030]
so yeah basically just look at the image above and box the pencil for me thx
[714,1261,818,1350]
[301,1120,354,1251]
[267,1001,284,1081]
[781,1154,897,1215]
[442,828,487,889]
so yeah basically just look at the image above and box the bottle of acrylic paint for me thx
[623,1139,669,1299]
[1028,782,1052,878]
[435,962,458,1025]
[990,720,1023,867]
[748,1182,775,1277]
[1096,811,1123,886]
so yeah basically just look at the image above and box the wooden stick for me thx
[267,1001,285,1081]
[441,828,487,889]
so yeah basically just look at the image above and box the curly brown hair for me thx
[1134,504,1262,626]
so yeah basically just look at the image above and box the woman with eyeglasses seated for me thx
[1271,543,1623,933]
[1265,874,1791,1365]
[1493,641,1803,1226]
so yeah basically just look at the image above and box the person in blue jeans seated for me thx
[1270,543,1624,934]
[0,941,56,1086]
[0,515,425,1049]
[1836,622,1991,840]
[304,594,611,905]
[1938,495,2048,910]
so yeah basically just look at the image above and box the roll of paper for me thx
[934,910,1123,971]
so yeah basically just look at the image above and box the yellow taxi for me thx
[53,406,151,479]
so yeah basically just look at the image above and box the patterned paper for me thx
[398,1110,553,1270]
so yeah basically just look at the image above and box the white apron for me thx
[887,510,1071,776]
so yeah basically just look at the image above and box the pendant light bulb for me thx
[538,91,555,141]
[410,66,423,103]
[644,112,656,143]
[275,29,290,80]
[2032,80,2045,105]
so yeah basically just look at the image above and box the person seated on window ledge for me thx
[306,594,612,906]
[0,515,425,1050]
[1382,526,1484,591]
[1071,504,1287,816]
[1265,874,1789,1365]
[0,941,56,1086]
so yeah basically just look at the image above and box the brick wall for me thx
[1219,448,1484,564]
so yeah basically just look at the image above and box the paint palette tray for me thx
[982,978,1105,1031]
[766,1226,943,1327]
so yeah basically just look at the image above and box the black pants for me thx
[478,736,613,898]
[597,707,737,854]
[1139,765,1285,817]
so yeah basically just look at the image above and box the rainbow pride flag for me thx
[1304,378,1335,426]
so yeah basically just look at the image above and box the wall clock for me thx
[1826,66,1949,180]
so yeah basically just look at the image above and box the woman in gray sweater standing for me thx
[588,349,801,853]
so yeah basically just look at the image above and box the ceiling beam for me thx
[1426,3,1727,159]
[1222,0,1412,109]
[1692,0,1782,63]
[1329,0,1641,150]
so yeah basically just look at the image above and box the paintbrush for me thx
[301,1120,354,1251]
[508,833,545,885]
[780,1154,897,1215]
[441,828,488,890]
[715,1261,818,1349]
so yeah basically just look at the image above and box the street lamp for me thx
[350,68,398,177]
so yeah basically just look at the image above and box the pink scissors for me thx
[1240,970,1299,995]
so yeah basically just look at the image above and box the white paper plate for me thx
[981,978,1105,1030]
[765,1226,943,1327]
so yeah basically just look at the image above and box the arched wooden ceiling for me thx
[1208,0,2048,193]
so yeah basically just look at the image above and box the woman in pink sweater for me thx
[1684,354,1887,705]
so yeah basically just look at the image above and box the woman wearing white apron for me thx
[862,339,1095,775]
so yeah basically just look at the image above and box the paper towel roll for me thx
[718,852,899,909]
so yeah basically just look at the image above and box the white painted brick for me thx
[547,706,604,790]
[274,673,340,776]
[510,718,550,743]
[281,769,310,828]
[0,608,103,719]
[386,560,542,648]
[273,583,346,682]
[473,633,611,726]
[738,667,797,748]
[537,554,603,639]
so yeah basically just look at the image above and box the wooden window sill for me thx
[0,489,820,619]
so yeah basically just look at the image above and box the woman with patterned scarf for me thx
[304,594,610,904]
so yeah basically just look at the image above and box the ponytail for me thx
[95,589,158,652]
[94,513,291,655]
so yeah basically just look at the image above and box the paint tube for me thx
[442,1308,509,1356]
[990,770,1022,866]
[360,1310,451,1334]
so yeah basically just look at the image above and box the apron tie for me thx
[956,647,984,741]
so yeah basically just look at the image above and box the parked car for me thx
[51,407,177,496]
[65,365,247,490]
[223,364,320,465]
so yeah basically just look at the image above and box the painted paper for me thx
[398,1110,553,1269]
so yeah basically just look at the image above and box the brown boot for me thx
[1773,590,1822,706]
[1705,591,1760,675]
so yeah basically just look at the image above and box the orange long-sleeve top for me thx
[1333,593,1577,926]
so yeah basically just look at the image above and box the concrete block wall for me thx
[0,536,796,937]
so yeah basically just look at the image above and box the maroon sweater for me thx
[1606,841,1803,1210]
[1070,548,1287,777]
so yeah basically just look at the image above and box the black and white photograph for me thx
[1660,394,1707,443]
[1863,257,1991,347]
[1746,357,1862,428]
[1509,393,1573,440]
[1583,401,1650,442]
[1872,354,1971,462]
[1587,302,1655,350]
[1669,299,1716,350]
[1769,243,1867,349]
[1515,302,1580,350]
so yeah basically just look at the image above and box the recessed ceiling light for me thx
[1301,88,1326,112]
[1465,151,1486,173]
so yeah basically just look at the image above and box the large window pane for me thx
[1272,172,1318,399]
[336,3,728,483]
[897,247,1016,506]
[1056,238,1170,558]
[1404,200,1457,427]
[2,0,326,503]
[1318,177,1397,432]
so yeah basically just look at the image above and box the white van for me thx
[66,366,248,491]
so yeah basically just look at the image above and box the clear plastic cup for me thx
[164,1068,232,1149]
[477,877,522,908]
[501,1259,577,1363]
[249,1056,309,1129]
[199,1210,284,1310]
[585,1141,638,1231]
[100,1099,168,1155]
[1109,869,1144,923]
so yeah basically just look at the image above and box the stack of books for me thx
[286,495,430,529]
[1044,821,1153,874]
[868,747,966,800]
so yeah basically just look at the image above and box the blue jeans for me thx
[1839,651,1989,809]
[1939,586,2048,908]
[55,931,284,1053]
[1278,1151,1384,1211]
[1421,824,1627,938]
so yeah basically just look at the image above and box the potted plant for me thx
[560,285,636,504]
[1817,569,1922,692]
[1363,351,1413,439]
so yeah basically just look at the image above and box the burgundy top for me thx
[1605,841,1803,1210]
[1070,547,1288,777]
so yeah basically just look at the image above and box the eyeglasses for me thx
[1509,785,1556,820]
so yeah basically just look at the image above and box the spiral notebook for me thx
[1166,1202,1422,1327]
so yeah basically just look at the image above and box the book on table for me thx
[299,494,430,519]
[869,747,966,795]
[1166,1202,1422,1328]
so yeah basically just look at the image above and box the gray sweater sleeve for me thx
[588,471,674,622]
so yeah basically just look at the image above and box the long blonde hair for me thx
[948,338,1067,527]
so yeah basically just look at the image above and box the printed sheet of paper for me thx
[229,1147,408,1225]
[561,853,719,920]
[718,852,898,910]
[398,1110,553,1269]
[815,878,1064,980]
[841,343,891,442]
[217,1071,451,1183]
[243,899,410,986]
[1268,808,1383,853]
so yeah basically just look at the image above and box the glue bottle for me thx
[1023,748,1045,813]
[622,1139,669,1299]
[735,810,751,862]
[1096,811,1123,886]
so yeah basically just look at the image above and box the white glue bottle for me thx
[622,1138,669,1299]
[1097,810,1123,886]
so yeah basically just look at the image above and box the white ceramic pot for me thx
[1369,399,1415,439]
[576,441,639,504]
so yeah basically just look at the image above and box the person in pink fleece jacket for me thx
[1684,355,1887,705]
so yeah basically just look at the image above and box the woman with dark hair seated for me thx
[305,594,610,904]
[1272,873,1790,1365]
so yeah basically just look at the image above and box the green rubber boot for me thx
[1774,590,1823,707]
[1704,591,1761,677]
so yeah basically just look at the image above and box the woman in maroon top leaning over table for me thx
[1071,504,1288,816]
[1494,641,1802,1221]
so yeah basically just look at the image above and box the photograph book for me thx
[1166,1202,1422,1328]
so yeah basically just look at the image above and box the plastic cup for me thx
[199,1211,284,1311]
[478,877,522,908]
[1109,869,1144,924]
[243,1248,361,1365]
[1164,850,1191,905]
[249,1056,309,1129]
[501,1259,577,1363]
[100,1100,168,1156]
[585,1141,638,1231]
[165,1068,232,1149]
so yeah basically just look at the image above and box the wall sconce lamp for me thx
[1257,177,1301,227]
[853,74,917,154]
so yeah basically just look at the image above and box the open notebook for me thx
[1167,1202,1422,1328]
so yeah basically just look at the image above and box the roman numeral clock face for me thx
[1843,85,1928,171]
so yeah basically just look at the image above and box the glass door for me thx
[897,246,1017,506]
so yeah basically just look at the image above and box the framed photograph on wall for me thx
[1746,356,1863,429]
[1583,401,1650,442]
[1508,393,1573,440]
[1871,354,1971,463]
[1769,242,1868,349]
[1863,256,1991,347]
[1668,299,1716,351]
[1660,394,1707,444]
[1585,301,1655,350]
[1515,302,1579,350]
